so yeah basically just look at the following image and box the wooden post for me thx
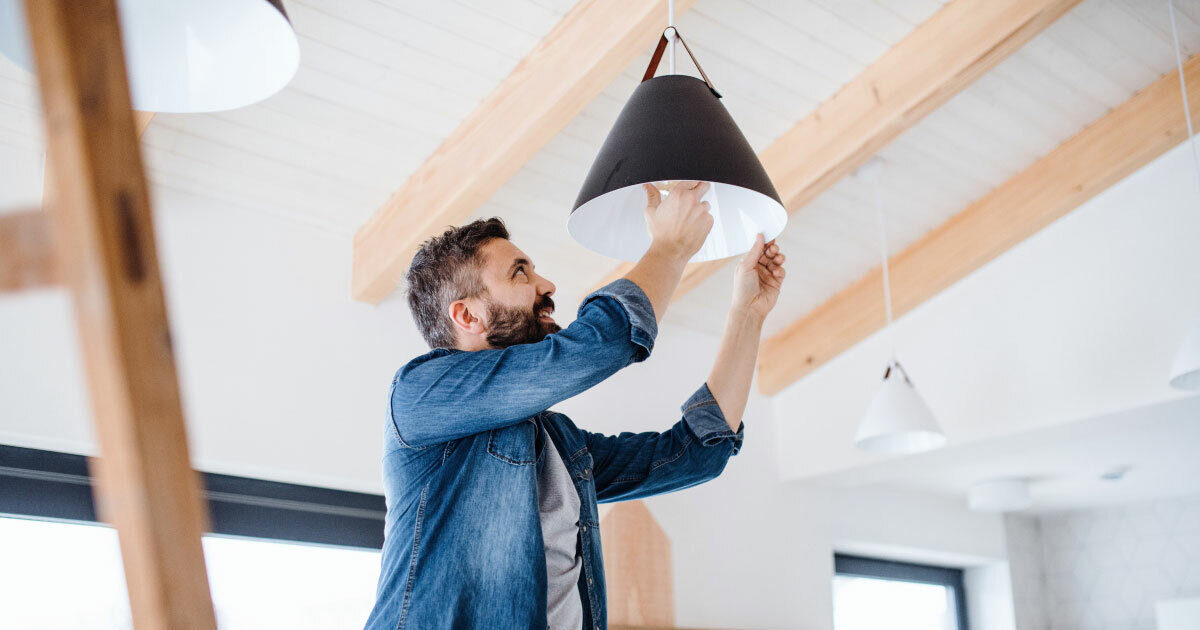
[0,209,60,291]
[600,501,675,628]
[21,0,217,627]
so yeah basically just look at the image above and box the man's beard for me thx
[485,294,561,348]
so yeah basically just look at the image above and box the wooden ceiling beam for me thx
[757,52,1200,396]
[22,0,217,626]
[0,208,59,291]
[351,0,696,304]
[591,0,1082,298]
[2,113,154,294]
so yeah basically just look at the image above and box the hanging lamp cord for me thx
[641,29,722,98]
[1169,0,1200,195]
[870,164,900,376]
[668,0,676,74]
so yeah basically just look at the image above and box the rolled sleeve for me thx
[580,278,659,362]
[682,383,744,454]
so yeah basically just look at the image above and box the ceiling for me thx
[812,395,1200,514]
[2,0,1200,510]
[3,0,1195,329]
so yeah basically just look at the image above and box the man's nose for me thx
[536,274,555,297]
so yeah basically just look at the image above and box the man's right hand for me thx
[643,181,713,261]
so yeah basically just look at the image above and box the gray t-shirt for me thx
[536,423,584,630]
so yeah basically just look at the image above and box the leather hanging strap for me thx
[641,28,722,98]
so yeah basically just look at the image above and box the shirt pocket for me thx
[486,419,538,465]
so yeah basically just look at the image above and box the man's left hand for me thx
[731,234,786,320]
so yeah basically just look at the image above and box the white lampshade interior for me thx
[568,182,788,263]
[0,0,299,113]
[855,368,946,455]
[1170,316,1200,390]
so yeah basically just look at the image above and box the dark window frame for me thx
[0,444,386,549]
[833,553,969,630]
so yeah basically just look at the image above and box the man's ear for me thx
[448,298,487,338]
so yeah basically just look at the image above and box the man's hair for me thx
[406,217,510,349]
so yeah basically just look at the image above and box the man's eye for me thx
[515,267,527,278]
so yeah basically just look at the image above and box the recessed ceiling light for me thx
[1100,465,1132,481]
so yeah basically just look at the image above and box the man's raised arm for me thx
[390,183,715,448]
[623,181,714,323]
[705,234,787,431]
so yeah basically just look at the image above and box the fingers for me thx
[756,239,787,282]
[642,183,661,213]
[742,233,766,269]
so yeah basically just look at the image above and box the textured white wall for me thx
[771,141,1200,482]
[1006,493,1200,630]
[966,562,1017,630]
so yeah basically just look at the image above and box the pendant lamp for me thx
[1167,0,1200,391]
[854,159,946,455]
[0,0,299,113]
[569,4,787,263]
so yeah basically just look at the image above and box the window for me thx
[833,554,968,630]
[0,444,387,629]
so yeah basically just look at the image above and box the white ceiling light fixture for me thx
[0,0,299,113]
[1167,0,1200,391]
[854,158,947,455]
[569,0,787,263]
[967,479,1032,512]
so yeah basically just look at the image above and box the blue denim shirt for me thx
[364,279,744,630]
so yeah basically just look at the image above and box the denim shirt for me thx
[364,279,744,630]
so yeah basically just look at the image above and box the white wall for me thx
[770,141,1200,482]
[1006,493,1200,630]
[610,372,1011,629]
[0,185,423,492]
[1005,514,1050,630]
[0,182,1018,629]
[967,562,1017,630]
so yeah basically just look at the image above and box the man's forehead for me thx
[482,238,530,270]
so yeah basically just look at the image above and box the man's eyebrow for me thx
[508,257,531,276]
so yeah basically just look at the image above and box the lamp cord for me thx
[871,166,898,364]
[1169,0,1200,196]
[668,0,676,74]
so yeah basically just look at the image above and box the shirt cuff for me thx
[681,383,744,454]
[581,278,659,362]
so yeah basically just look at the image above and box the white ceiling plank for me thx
[285,2,499,95]
[807,0,920,46]
[446,0,567,38]
[881,0,950,25]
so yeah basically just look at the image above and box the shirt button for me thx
[588,578,593,585]
[581,525,587,532]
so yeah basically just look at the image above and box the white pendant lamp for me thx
[569,0,787,263]
[0,0,299,113]
[1167,0,1200,391]
[1171,317,1200,389]
[854,159,947,455]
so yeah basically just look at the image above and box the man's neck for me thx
[455,337,490,352]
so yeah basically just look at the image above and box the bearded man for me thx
[365,181,787,630]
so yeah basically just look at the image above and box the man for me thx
[365,181,786,629]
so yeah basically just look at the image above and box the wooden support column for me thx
[1,115,153,294]
[0,209,60,290]
[600,501,675,628]
[22,0,217,627]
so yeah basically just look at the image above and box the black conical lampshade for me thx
[570,31,787,262]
